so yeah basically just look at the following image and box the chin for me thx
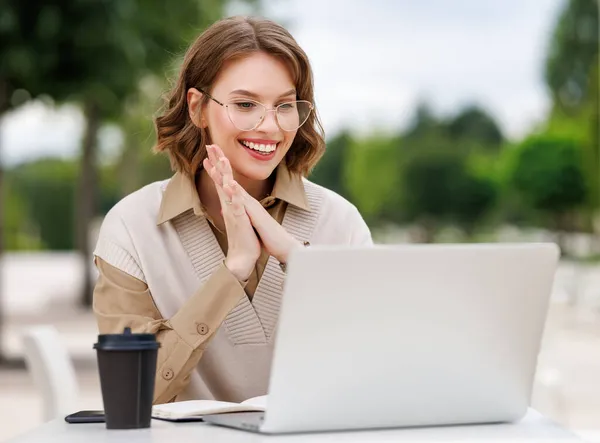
[236,164,277,182]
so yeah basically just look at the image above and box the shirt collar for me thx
[156,163,310,225]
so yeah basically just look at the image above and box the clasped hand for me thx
[203,144,303,281]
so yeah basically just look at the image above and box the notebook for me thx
[151,395,267,422]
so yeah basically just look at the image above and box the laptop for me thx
[203,243,560,434]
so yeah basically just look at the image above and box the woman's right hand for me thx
[203,145,261,282]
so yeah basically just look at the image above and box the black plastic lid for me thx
[93,327,160,351]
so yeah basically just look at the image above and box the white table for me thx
[8,409,581,443]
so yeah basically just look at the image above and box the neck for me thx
[197,168,274,209]
[234,171,274,201]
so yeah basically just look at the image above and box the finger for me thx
[203,157,214,175]
[213,144,227,162]
[230,180,250,203]
[206,145,231,187]
[212,146,234,178]
[217,157,233,186]
[233,180,250,199]
[220,183,242,219]
[222,182,235,201]
[206,144,220,167]
[203,157,223,187]
[229,183,246,217]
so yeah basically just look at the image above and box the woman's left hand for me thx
[208,146,304,264]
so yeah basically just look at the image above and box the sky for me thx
[0,0,564,166]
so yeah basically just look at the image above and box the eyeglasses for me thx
[199,89,313,132]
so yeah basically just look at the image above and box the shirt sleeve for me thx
[93,256,245,404]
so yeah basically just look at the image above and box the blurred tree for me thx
[404,101,443,142]
[5,157,128,250]
[402,147,497,242]
[404,101,505,154]
[309,130,353,199]
[3,180,41,250]
[446,105,504,151]
[545,0,599,229]
[0,2,83,360]
[9,159,78,250]
[2,0,257,307]
[343,136,401,225]
[116,77,172,196]
[545,0,598,112]
[98,161,122,216]
[510,135,588,247]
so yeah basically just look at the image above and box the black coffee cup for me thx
[93,327,160,429]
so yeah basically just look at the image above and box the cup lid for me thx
[93,327,160,351]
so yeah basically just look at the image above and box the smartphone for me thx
[64,410,105,424]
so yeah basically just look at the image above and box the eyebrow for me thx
[229,89,297,99]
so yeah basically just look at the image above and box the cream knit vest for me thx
[95,179,337,402]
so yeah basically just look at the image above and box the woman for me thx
[93,15,372,406]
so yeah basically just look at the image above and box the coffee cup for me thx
[93,327,160,429]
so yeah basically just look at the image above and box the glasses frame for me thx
[198,88,314,132]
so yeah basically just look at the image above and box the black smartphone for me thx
[64,410,105,424]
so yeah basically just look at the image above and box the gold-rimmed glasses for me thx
[199,89,313,132]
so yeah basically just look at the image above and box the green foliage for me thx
[446,105,504,150]
[404,102,443,142]
[545,0,598,113]
[402,148,497,234]
[510,135,588,223]
[310,131,352,199]
[3,181,42,250]
[8,159,78,250]
[404,101,505,154]
[544,0,599,224]
[343,136,402,224]
[0,0,233,117]
[99,162,122,215]
[5,157,136,250]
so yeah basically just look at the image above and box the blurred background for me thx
[0,0,598,440]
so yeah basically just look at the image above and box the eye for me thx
[278,102,295,110]
[234,102,257,110]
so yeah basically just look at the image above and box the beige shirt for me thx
[93,165,372,405]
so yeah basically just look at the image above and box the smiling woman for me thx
[91,16,372,406]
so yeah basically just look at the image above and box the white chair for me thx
[21,325,80,421]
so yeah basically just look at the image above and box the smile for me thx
[239,139,278,154]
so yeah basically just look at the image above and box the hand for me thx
[209,145,303,264]
[203,145,260,281]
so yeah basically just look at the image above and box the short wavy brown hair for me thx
[154,16,326,177]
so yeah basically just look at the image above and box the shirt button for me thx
[162,368,174,380]
[196,323,209,335]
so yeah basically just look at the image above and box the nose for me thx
[255,109,280,133]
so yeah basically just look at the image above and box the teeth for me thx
[241,140,276,153]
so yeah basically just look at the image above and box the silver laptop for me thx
[203,243,560,434]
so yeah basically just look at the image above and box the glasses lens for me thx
[227,101,266,131]
[277,101,312,131]
[226,100,313,131]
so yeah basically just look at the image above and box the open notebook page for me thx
[152,396,267,419]
[240,395,267,409]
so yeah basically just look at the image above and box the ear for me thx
[187,88,207,128]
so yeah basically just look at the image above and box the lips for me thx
[238,139,279,161]
[239,139,278,154]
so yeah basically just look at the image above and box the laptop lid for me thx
[261,243,559,434]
